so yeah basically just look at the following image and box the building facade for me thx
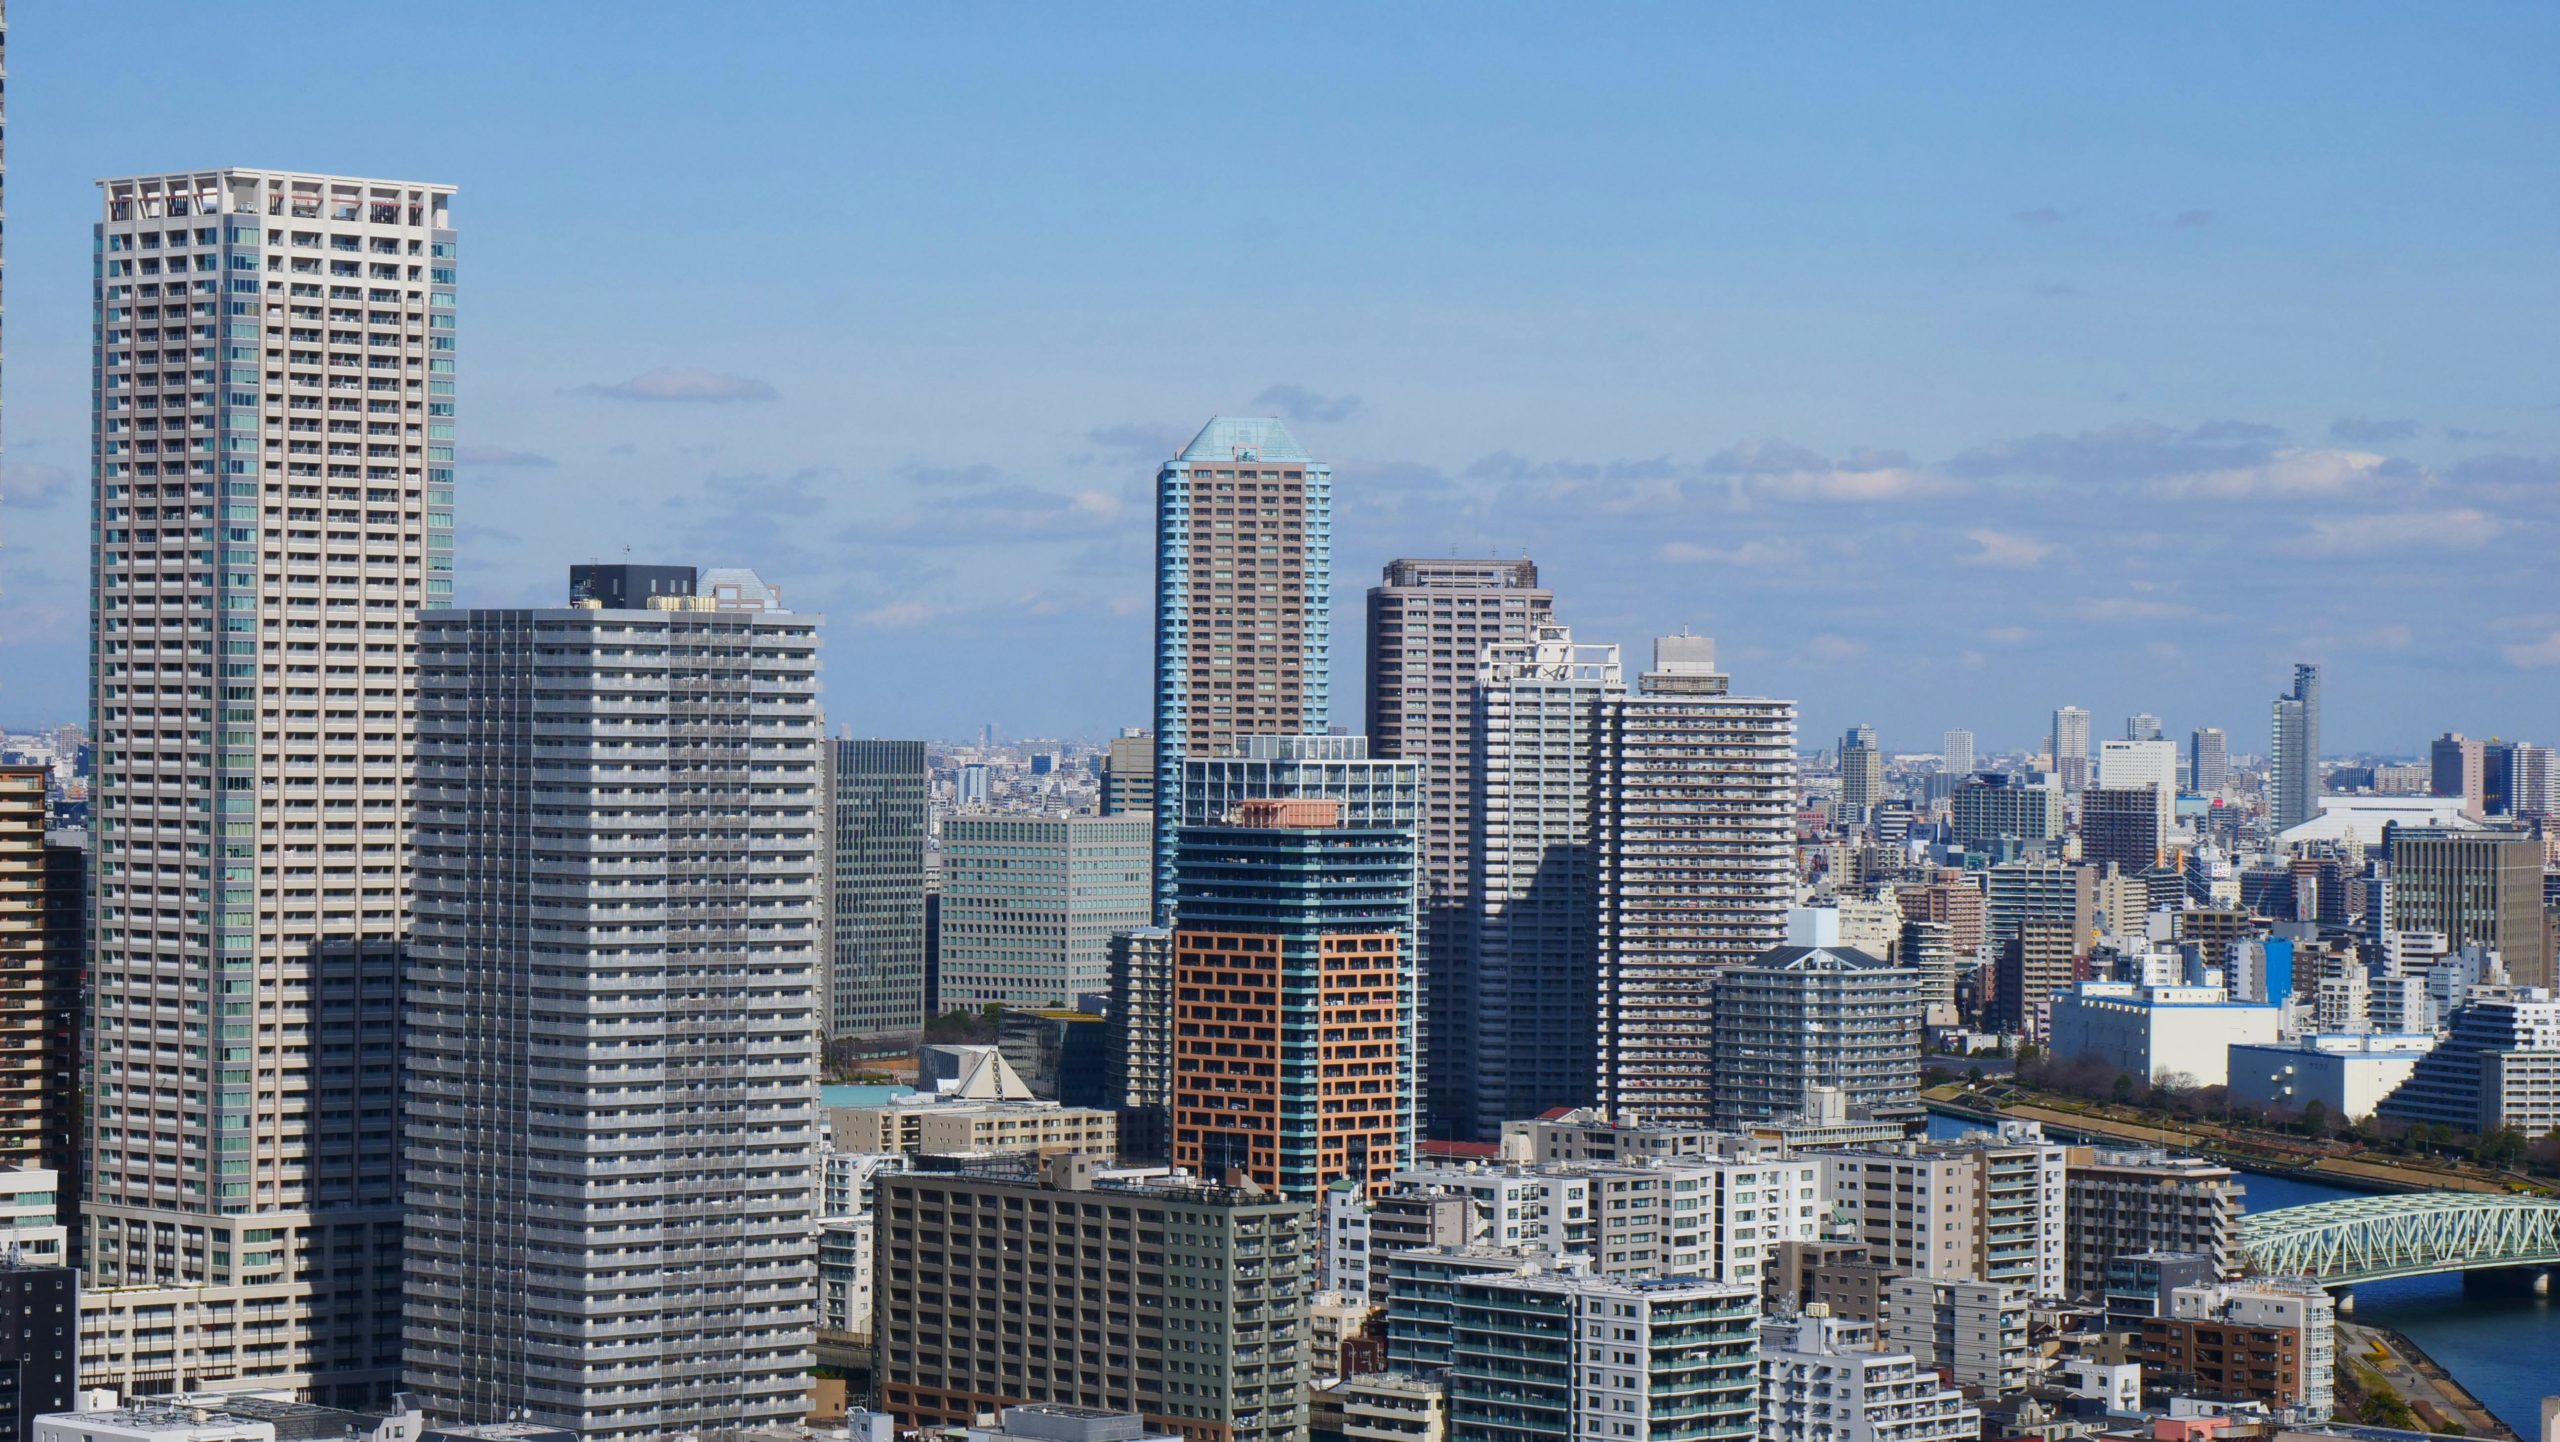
[2052,706,2092,793]
[2060,1149,2243,1298]
[1595,636,1798,1126]
[1104,927,1174,1160]
[1151,417,1331,917]
[1444,1269,1760,1442]
[1171,800,1412,1199]
[1823,1124,2067,1299]
[826,738,929,1048]
[1460,626,1621,1140]
[1364,558,1554,1142]
[1708,946,1921,1129]
[1758,1309,1979,1442]
[2386,828,2550,990]
[873,1156,1311,1442]
[402,589,823,1438]
[2190,727,2229,794]
[1100,729,1156,816]
[86,167,457,1401]
[0,771,78,1216]
[2270,663,2321,831]
[1839,724,1883,822]
[939,813,1154,1008]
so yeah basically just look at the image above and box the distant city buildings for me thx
[2051,705,2092,792]
[2270,662,2322,830]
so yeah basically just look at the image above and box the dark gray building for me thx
[826,738,930,1050]
[0,1260,73,1442]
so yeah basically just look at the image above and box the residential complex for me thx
[873,1155,1311,1442]
[1594,636,1797,1126]
[1170,799,1412,1199]
[85,167,456,1402]
[1150,417,1332,916]
[1708,945,1921,1129]
[401,579,823,1437]
[0,771,78,1209]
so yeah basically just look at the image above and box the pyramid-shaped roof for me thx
[1178,415,1316,464]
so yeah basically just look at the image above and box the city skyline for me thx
[3,6,2558,749]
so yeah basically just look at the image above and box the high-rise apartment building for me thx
[2189,727,2229,794]
[1951,774,2061,851]
[2270,663,2321,830]
[1941,730,1975,779]
[1839,723,1883,822]
[2051,706,2092,792]
[1708,945,1922,1129]
[0,772,78,1216]
[1171,799,1411,1199]
[86,168,456,1402]
[1460,627,1622,1140]
[873,1155,1311,1442]
[1103,927,1174,1160]
[825,738,928,1049]
[2081,787,2163,872]
[1363,557,1553,1140]
[1595,637,1798,1126]
[2137,1278,2336,1418]
[939,813,1154,1008]
[1177,736,1423,1151]
[403,580,823,1438]
[1099,728,1156,815]
[1151,417,1331,916]
[2387,828,2551,990]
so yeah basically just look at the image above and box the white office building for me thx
[2048,982,2283,1087]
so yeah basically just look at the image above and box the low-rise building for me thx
[36,1397,423,1442]
[826,1097,1117,1158]
[2047,982,2282,1087]
[1337,1374,1445,1442]
[2376,988,2560,1136]
[1758,1308,1980,1442]
[2061,1149,2244,1298]
[2224,1034,2434,1123]
[963,1405,1183,1442]
[1885,1276,2032,1394]
[2136,1277,2336,1418]
[1445,1268,1761,1442]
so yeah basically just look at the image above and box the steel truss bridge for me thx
[2238,1193,2560,1287]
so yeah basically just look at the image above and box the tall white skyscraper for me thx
[2271,662,2321,831]
[85,169,455,1400]
[1595,635,1798,1126]
[1463,624,1622,1139]
[404,574,823,1438]
[1942,729,1976,779]
[2050,706,2092,792]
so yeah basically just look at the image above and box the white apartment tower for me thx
[403,581,823,1439]
[1941,729,1975,779]
[1595,636,1798,1126]
[1758,1309,1981,1442]
[86,169,457,1401]
[1463,626,1623,1140]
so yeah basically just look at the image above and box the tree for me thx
[2302,1098,2332,1142]
[2111,1074,2137,1105]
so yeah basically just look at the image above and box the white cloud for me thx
[854,601,942,629]
[1983,626,2033,644]
[1960,529,2057,568]
[2503,629,2560,669]
[2282,508,2499,555]
[1660,538,1798,566]
[2147,447,2394,498]
[572,368,778,403]
[1807,634,1869,662]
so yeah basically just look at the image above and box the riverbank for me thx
[1923,1088,2536,1195]
[2338,1320,2519,1440]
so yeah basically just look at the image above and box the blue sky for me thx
[5,3,2557,753]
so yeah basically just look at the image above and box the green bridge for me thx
[2239,1193,2560,1287]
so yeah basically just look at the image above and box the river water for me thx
[1924,1114,2554,1436]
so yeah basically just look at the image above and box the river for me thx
[1923,1113,2554,1436]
